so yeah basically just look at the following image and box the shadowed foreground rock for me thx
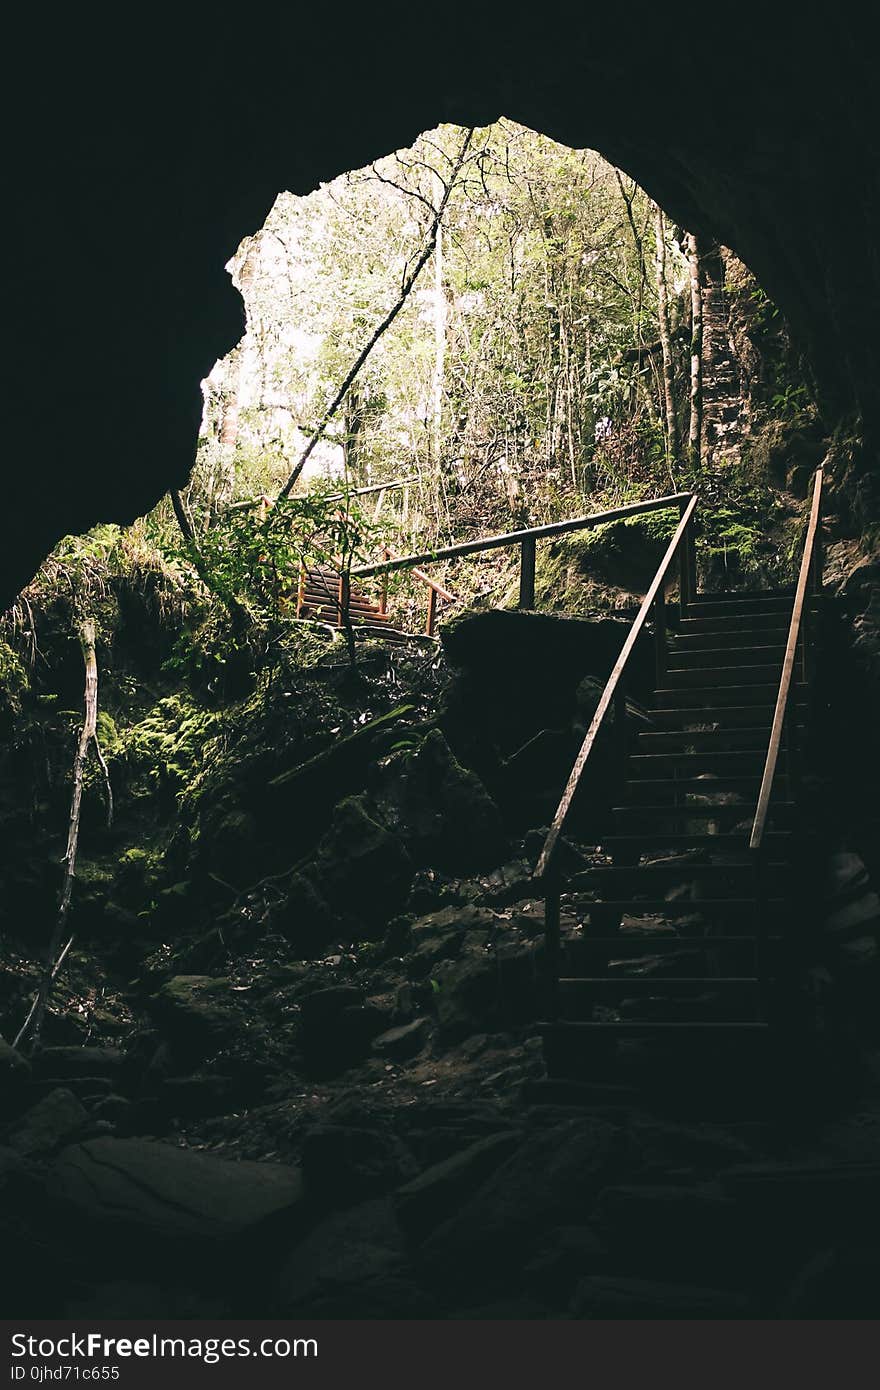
[49,1136,308,1279]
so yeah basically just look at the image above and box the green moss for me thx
[121,694,221,797]
[0,640,28,717]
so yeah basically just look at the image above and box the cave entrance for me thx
[178,118,785,622]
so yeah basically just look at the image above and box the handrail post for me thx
[678,496,694,612]
[338,572,350,629]
[426,585,438,636]
[519,536,537,609]
[296,564,306,618]
[379,548,389,617]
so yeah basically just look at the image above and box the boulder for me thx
[8,1087,87,1158]
[430,938,542,1040]
[277,1197,409,1312]
[395,1131,521,1242]
[372,1017,431,1062]
[406,904,495,979]
[781,1246,880,1317]
[0,1037,31,1106]
[31,1045,124,1081]
[314,795,412,931]
[299,985,364,1026]
[522,1225,606,1301]
[272,873,337,957]
[150,975,243,1059]
[0,1144,29,1194]
[431,953,497,1041]
[441,609,652,765]
[570,1275,749,1318]
[49,1137,308,1267]
[299,988,388,1078]
[418,1117,620,1293]
[160,1073,237,1120]
[594,1184,744,1284]
[301,1124,417,1206]
[264,704,416,838]
[378,729,506,873]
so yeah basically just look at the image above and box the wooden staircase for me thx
[536,475,825,1097]
[296,563,412,642]
[541,592,805,1077]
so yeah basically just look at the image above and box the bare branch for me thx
[276,128,476,501]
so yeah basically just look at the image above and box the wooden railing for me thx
[750,467,824,851]
[353,492,694,635]
[529,494,699,1012]
[377,548,459,636]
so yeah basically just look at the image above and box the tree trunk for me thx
[653,204,680,477]
[686,231,703,469]
[431,210,446,466]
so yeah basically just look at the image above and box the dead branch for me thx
[14,618,109,1052]
[276,128,476,501]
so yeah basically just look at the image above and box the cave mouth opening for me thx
[187,116,732,564]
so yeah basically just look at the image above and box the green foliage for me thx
[120,694,222,797]
[164,480,384,627]
[0,639,29,717]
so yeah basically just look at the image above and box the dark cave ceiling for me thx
[4,6,879,606]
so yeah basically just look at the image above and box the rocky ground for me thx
[3,606,880,1319]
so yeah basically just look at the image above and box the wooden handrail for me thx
[534,493,699,881]
[382,548,457,603]
[749,467,823,851]
[352,493,693,578]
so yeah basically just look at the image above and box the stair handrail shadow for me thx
[529,492,699,1018]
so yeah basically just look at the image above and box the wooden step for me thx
[671,627,789,648]
[652,684,795,708]
[622,775,782,801]
[541,1020,771,1036]
[560,976,761,991]
[611,802,794,827]
[301,591,385,614]
[665,645,786,669]
[563,935,778,957]
[662,665,784,688]
[572,863,789,890]
[628,751,767,775]
[646,704,805,728]
[637,729,771,751]
[686,593,793,613]
[678,613,795,635]
[570,898,786,919]
[599,832,793,854]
